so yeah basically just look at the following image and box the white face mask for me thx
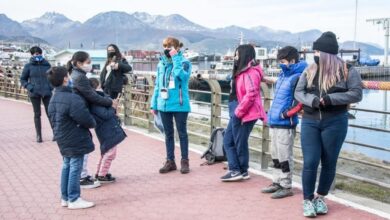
[81,64,92,73]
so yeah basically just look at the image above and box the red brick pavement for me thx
[0,98,386,220]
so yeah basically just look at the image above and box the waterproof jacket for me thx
[150,51,191,112]
[234,62,267,123]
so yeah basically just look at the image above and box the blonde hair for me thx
[162,37,184,50]
[306,52,347,92]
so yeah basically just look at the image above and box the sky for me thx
[1,0,389,47]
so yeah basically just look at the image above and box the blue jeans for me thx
[61,156,84,202]
[223,101,257,173]
[301,112,348,200]
[160,112,189,160]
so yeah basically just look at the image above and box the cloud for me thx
[1,0,389,47]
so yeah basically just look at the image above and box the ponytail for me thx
[67,51,90,74]
[66,60,73,74]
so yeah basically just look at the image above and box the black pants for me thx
[109,91,119,99]
[30,96,51,120]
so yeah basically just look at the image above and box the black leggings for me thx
[30,96,51,120]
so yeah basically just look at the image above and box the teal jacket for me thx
[151,51,192,112]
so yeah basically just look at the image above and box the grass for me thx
[335,179,390,203]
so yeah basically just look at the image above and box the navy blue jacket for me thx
[20,58,52,98]
[268,61,307,128]
[90,91,126,155]
[48,86,96,157]
[71,68,112,107]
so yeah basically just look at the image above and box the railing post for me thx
[261,82,272,169]
[13,71,19,100]
[123,83,132,126]
[206,79,221,134]
[145,75,155,133]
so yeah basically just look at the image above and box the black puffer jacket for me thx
[71,68,112,107]
[48,86,96,157]
[100,59,132,93]
[20,58,52,98]
[90,91,127,155]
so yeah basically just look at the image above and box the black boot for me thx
[34,117,42,143]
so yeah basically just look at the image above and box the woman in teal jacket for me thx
[151,37,192,174]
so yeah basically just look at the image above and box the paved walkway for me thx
[0,98,386,220]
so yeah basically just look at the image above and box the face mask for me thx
[279,63,290,72]
[33,55,43,62]
[67,77,73,88]
[164,49,171,58]
[314,56,320,65]
[81,64,92,73]
[234,58,239,67]
[108,51,116,58]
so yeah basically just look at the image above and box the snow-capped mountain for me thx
[0,11,384,54]
[0,14,30,37]
[133,12,208,32]
[21,12,80,42]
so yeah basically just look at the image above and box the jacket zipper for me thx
[318,73,322,120]
[274,75,285,123]
[242,74,256,125]
[179,86,183,106]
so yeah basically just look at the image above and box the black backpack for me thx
[201,127,227,165]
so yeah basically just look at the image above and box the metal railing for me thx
[1,68,389,191]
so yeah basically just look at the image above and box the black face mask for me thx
[164,49,171,58]
[108,51,116,58]
[234,59,239,67]
[314,56,320,65]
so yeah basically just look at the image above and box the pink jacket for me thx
[234,63,267,123]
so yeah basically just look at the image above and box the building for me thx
[52,49,107,72]
[125,50,160,61]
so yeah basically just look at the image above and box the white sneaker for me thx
[61,199,68,207]
[68,198,95,209]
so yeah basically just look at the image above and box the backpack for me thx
[201,127,227,165]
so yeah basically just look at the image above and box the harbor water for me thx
[132,60,390,161]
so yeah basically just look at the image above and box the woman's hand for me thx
[111,62,119,70]
[112,99,119,110]
[169,47,178,57]
[150,109,157,115]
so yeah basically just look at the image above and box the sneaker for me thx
[313,196,328,215]
[68,198,95,209]
[303,200,317,218]
[242,172,250,180]
[96,173,116,183]
[159,160,177,174]
[61,199,68,207]
[80,176,101,189]
[261,183,282,193]
[271,187,294,199]
[220,171,243,182]
[180,159,190,174]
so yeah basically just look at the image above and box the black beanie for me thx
[312,31,339,55]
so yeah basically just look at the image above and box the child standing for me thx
[221,44,267,182]
[47,67,96,209]
[67,51,118,189]
[89,78,126,183]
[261,46,307,198]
